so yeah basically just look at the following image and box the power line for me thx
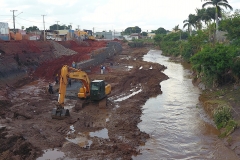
[17,16,42,24]
[15,19,24,28]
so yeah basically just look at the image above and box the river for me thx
[133,50,239,160]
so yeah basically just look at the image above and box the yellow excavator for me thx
[51,65,111,119]
[77,29,95,41]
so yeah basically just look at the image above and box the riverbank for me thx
[168,54,240,157]
[199,85,240,156]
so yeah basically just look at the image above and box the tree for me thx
[219,9,240,40]
[25,26,39,33]
[172,25,182,40]
[183,14,197,36]
[142,32,148,36]
[134,26,141,33]
[202,0,233,32]
[124,26,142,34]
[206,7,217,22]
[195,9,204,30]
[172,25,180,32]
[153,34,163,43]
[49,24,71,30]
[155,27,167,35]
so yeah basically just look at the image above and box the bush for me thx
[128,41,143,48]
[190,44,238,87]
[213,105,231,129]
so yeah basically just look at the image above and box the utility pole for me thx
[56,21,60,40]
[70,23,72,39]
[42,15,46,41]
[56,21,60,30]
[78,25,79,30]
[10,10,17,33]
[114,29,115,40]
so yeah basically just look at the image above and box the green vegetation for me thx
[25,26,39,33]
[128,39,154,48]
[123,26,142,35]
[152,1,239,136]
[214,105,232,129]
[202,0,233,32]
[154,8,240,87]
[191,44,239,87]
[213,105,237,137]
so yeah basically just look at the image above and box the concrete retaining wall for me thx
[76,41,122,69]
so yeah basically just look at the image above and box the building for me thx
[147,33,155,39]
[94,31,122,40]
[130,33,141,40]
[0,22,9,40]
[123,35,132,41]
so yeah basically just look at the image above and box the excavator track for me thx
[74,99,89,112]
[98,97,107,109]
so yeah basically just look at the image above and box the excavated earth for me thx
[0,40,168,159]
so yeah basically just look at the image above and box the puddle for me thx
[139,66,143,69]
[36,148,65,160]
[66,125,93,148]
[126,65,133,71]
[66,133,93,148]
[63,99,77,110]
[67,125,75,135]
[90,128,109,139]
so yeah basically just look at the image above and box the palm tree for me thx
[172,25,180,32]
[195,9,206,30]
[173,25,182,40]
[183,14,197,36]
[206,7,218,22]
[202,0,233,32]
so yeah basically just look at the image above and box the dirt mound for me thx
[0,127,42,160]
[0,40,115,86]
[58,40,108,54]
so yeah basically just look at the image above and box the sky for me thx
[0,0,240,32]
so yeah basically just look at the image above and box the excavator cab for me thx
[90,80,106,101]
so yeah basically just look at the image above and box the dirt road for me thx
[0,42,168,159]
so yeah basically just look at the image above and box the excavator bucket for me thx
[51,108,70,119]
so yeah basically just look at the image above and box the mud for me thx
[0,41,168,159]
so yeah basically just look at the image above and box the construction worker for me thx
[68,78,71,87]
[100,65,103,74]
[55,74,59,84]
[72,61,76,68]
[48,83,53,94]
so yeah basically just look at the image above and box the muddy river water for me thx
[133,50,239,160]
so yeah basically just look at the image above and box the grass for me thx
[199,85,240,138]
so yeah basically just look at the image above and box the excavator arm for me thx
[52,65,91,119]
[58,65,90,107]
